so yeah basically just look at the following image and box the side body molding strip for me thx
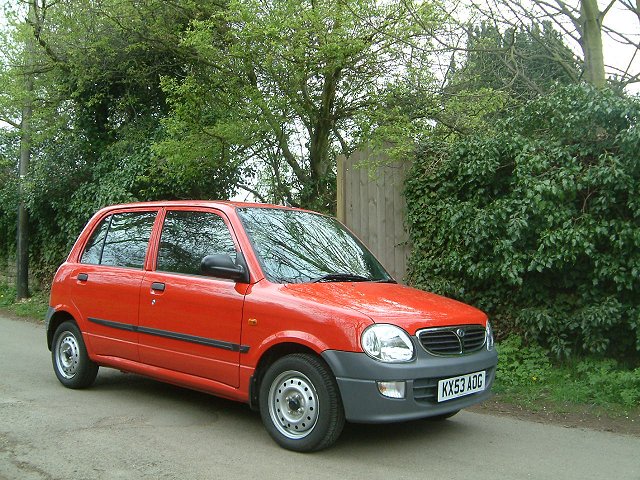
[88,317,250,353]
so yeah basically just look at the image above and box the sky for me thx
[601,1,639,89]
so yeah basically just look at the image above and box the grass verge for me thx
[494,335,640,418]
[0,283,49,320]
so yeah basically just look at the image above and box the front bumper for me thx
[322,343,497,423]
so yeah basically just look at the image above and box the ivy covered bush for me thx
[406,85,640,359]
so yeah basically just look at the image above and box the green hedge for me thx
[406,85,640,359]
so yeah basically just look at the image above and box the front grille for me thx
[417,325,486,356]
[413,377,439,403]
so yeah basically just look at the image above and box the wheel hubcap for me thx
[56,333,80,379]
[268,370,319,439]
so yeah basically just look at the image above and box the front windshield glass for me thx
[237,207,392,284]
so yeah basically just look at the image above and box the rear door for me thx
[72,209,158,361]
[138,208,247,388]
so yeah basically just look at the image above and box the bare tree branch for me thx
[237,183,268,203]
[601,0,619,18]
[550,0,582,31]
[0,117,20,129]
[27,0,63,64]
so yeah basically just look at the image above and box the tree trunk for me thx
[305,67,341,211]
[17,2,36,300]
[16,110,31,299]
[580,0,606,88]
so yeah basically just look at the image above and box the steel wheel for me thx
[268,370,320,439]
[259,353,344,452]
[51,321,98,389]
[55,331,81,379]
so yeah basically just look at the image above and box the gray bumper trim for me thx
[44,306,55,350]
[44,306,55,330]
[321,345,498,423]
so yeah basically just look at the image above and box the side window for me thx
[99,212,157,269]
[80,217,110,264]
[157,210,236,275]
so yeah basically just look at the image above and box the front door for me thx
[138,208,246,388]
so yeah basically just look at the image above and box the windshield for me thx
[237,207,392,284]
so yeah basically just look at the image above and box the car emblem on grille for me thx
[456,328,465,338]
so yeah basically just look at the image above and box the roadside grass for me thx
[494,335,640,417]
[0,283,49,320]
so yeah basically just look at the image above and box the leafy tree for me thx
[450,22,579,101]
[160,0,440,211]
[0,0,242,283]
[463,0,640,89]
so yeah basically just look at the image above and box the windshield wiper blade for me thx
[311,273,372,283]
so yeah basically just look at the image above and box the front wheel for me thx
[259,353,345,452]
[52,321,98,389]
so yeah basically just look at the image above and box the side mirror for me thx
[200,254,249,283]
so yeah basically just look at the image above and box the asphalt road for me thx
[1,316,639,480]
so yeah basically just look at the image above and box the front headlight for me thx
[361,324,414,363]
[486,320,495,351]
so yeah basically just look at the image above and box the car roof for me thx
[94,200,316,216]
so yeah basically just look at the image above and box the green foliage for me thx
[0,282,48,319]
[495,335,553,389]
[0,129,18,261]
[452,22,579,101]
[562,359,640,408]
[406,85,640,358]
[495,336,640,410]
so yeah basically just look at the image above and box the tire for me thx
[428,409,460,421]
[52,321,98,389]
[259,353,345,452]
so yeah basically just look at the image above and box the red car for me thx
[46,201,497,451]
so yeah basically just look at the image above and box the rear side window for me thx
[80,211,157,269]
[80,218,109,264]
[157,210,236,275]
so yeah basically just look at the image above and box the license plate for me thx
[437,370,486,402]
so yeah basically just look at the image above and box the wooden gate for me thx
[336,148,410,282]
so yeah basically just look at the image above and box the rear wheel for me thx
[259,353,345,452]
[52,321,98,389]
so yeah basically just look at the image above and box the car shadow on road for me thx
[90,368,478,451]
[90,369,258,423]
[337,417,472,448]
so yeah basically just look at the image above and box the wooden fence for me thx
[336,148,410,282]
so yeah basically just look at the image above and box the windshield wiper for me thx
[311,273,372,283]
[373,278,397,284]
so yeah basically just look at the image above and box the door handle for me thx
[77,273,88,281]
[151,282,165,292]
